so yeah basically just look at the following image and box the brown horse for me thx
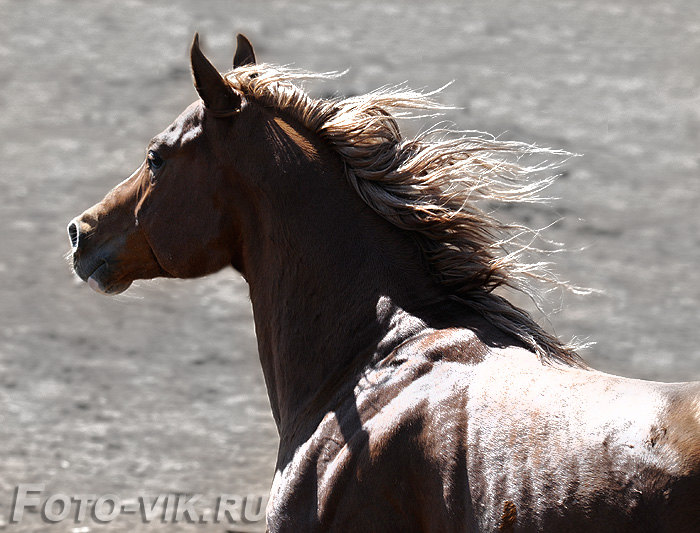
[68,34,700,532]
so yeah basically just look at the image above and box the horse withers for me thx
[67,34,700,531]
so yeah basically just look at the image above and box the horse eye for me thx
[147,150,164,172]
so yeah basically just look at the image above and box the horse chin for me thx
[87,275,132,295]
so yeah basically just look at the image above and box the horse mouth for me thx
[81,260,132,295]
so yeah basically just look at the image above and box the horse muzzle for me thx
[67,217,133,295]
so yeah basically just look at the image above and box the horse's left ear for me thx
[233,34,256,68]
[191,33,241,115]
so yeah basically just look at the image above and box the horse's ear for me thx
[190,33,241,114]
[233,34,256,68]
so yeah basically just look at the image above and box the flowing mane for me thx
[224,63,585,367]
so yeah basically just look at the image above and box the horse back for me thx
[464,354,700,532]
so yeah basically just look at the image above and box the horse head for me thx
[68,35,259,294]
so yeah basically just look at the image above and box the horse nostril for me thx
[67,220,80,251]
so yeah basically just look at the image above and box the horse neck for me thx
[235,110,444,443]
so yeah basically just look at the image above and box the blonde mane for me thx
[224,64,586,367]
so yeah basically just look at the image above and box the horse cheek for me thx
[145,198,231,278]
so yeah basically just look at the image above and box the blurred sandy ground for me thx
[0,0,698,530]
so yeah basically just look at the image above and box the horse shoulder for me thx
[268,328,483,530]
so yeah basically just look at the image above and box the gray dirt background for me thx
[1,0,698,531]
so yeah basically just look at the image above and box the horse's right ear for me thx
[190,33,241,115]
[233,34,256,68]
